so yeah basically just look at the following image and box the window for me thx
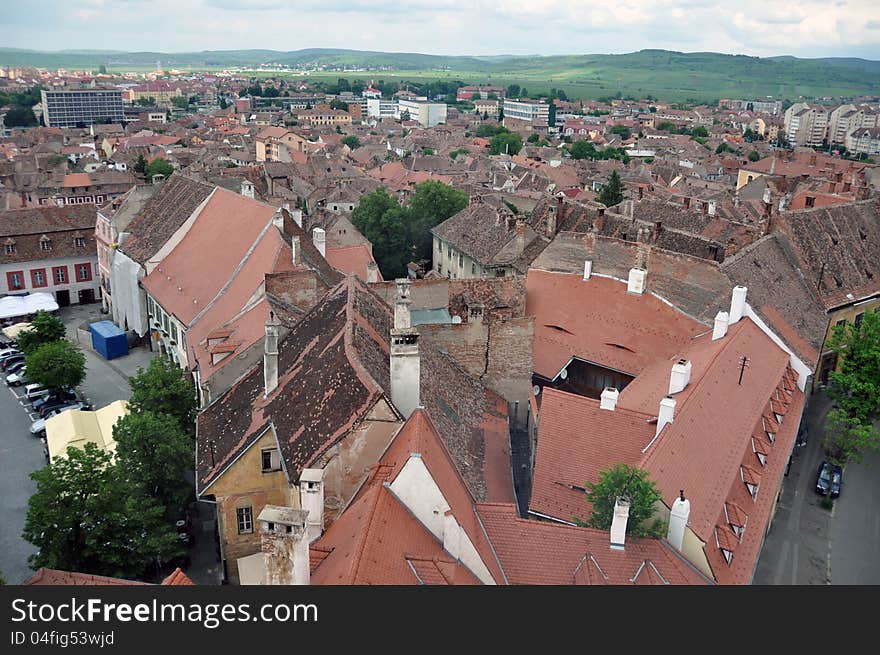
[53,266,67,284]
[437,263,442,275]
[30,269,47,288]
[6,271,24,290]
[4,243,14,255]
[76,263,92,282]
[458,253,463,267]
[40,239,52,251]
[805,196,815,208]
[854,313,864,328]
[835,319,846,328]
[74,237,86,247]
[471,263,476,275]
[261,449,281,472]
[447,246,452,257]
[236,507,253,534]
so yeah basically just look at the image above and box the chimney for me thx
[514,219,526,253]
[656,396,676,438]
[291,209,303,228]
[583,259,593,280]
[729,285,748,324]
[627,267,647,295]
[712,310,730,340]
[366,261,379,283]
[638,185,644,200]
[468,303,484,324]
[809,153,817,166]
[548,197,560,236]
[258,505,310,585]
[708,200,716,216]
[241,180,255,199]
[593,209,605,233]
[291,236,301,266]
[683,197,691,210]
[701,201,708,216]
[609,497,630,550]
[666,490,691,551]
[312,227,326,258]
[652,220,662,242]
[263,311,280,397]
[390,279,420,418]
[299,468,324,543]
[600,387,619,411]
[668,359,692,395]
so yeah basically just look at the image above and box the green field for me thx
[2,48,879,102]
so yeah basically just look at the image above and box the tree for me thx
[113,410,193,511]
[823,409,879,467]
[219,97,229,110]
[527,133,540,143]
[506,84,520,98]
[128,356,198,435]
[582,464,665,537]
[408,180,468,263]
[748,150,761,162]
[145,158,174,180]
[610,124,631,139]
[691,125,709,138]
[827,308,880,421]
[133,153,147,174]
[352,188,410,279]
[569,140,595,160]
[490,131,523,155]
[16,310,66,355]
[476,123,505,138]
[3,106,37,127]
[597,170,625,207]
[715,142,734,154]
[99,65,107,74]
[170,96,188,109]
[341,135,361,150]
[25,339,86,390]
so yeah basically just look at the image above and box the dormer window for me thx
[714,527,735,566]
[741,465,760,501]
[751,438,767,467]
[4,241,14,255]
[39,236,51,251]
[74,237,86,247]
[724,502,748,541]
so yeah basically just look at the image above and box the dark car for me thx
[830,465,843,498]
[32,388,77,412]
[0,352,23,368]
[816,461,833,495]
[39,399,90,418]
[5,359,26,375]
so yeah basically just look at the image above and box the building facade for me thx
[41,88,124,129]
[503,99,550,127]
[396,98,447,127]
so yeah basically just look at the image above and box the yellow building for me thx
[45,399,128,463]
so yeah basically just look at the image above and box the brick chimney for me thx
[729,285,748,324]
[366,261,379,283]
[652,220,662,242]
[258,505,310,585]
[263,311,280,397]
[593,208,605,233]
[514,219,526,253]
[390,279,420,418]
[312,227,326,258]
[666,490,691,551]
[610,497,630,550]
[299,468,324,543]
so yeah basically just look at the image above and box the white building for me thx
[502,98,550,127]
[828,104,878,145]
[784,103,829,147]
[396,98,447,127]
[366,98,397,120]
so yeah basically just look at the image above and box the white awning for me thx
[0,292,59,320]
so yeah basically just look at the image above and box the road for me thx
[754,390,880,585]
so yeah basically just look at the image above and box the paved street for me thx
[754,390,880,585]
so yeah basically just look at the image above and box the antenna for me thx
[817,261,826,290]
[738,355,750,386]
[209,439,216,468]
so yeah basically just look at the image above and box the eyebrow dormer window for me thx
[40,237,51,251]
[74,237,86,247]
[4,242,14,255]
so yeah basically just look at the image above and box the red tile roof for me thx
[23,567,193,586]
[324,244,383,282]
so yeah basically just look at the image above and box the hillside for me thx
[2,48,878,102]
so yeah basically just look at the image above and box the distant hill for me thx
[2,47,878,101]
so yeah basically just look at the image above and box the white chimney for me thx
[390,279,420,418]
[666,490,691,552]
[299,468,324,543]
[712,310,729,340]
[241,180,255,199]
[668,359,692,395]
[600,387,619,411]
[627,267,647,295]
[263,312,280,397]
[729,285,748,324]
[656,396,676,438]
[610,497,630,550]
[312,227,326,258]
[583,259,593,280]
[708,200,716,216]
[291,209,303,228]
[291,236,301,266]
[366,261,379,284]
[258,505,310,585]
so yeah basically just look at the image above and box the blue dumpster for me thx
[89,321,129,360]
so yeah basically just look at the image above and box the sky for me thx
[5,0,880,60]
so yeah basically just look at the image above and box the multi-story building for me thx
[828,104,878,145]
[846,127,880,156]
[41,88,124,129]
[128,81,182,107]
[255,127,308,163]
[736,99,783,115]
[1,204,100,306]
[784,103,829,147]
[365,98,397,119]
[396,98,447,127]
[294,105,353,127]
[503,98,550,127]
[473,99,500,119]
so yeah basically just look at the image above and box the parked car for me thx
[816,461,833,495]
[6,366,27,386]
[30,402,91,435]
[5,359,25,375]
[24,383,49,401]
[39,398,89,419]
[32,388,77,412]
[0,351,23,367]
[0,347,21,359]
[1,355,24,371]
[830,465,843,498]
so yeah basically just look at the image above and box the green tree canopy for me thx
[145,158,174,180]
[16,310,66,355]
[408,180,468,263]
[716,142,734,154]
[352,188,410,278]
[827,308,880,420]
[128,356,198,435]
[25,339,86,389]
[475,123,506,138]
[490,131,523,155]
[133,153,147,174]
[610,124,631,139]
[748,150,761,162]
[3,106,37,127]
[113,410,193,511]
[823,409,879,467]
[691,125,709,138]
[583,463,665,537]
[341,135,361,150]
[597,170,625,207]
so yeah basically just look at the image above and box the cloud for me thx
[3,0,878,59]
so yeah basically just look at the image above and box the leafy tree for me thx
[716,142,734,154]
[145,158,174,180]
[827,308,880,421]
[219,97,229,109]
[113,410,193,511]
[823,409,879,467]
[449,148,469,159]
[341,135,361,150]
[3,106,37,127]
[422,147,435,155]
[597,170,625,207]
[352,188,410,278]
[476,123,506,138]
[691,125,709,138]
[582,463,665,537]
[99,65,107,74]
[408,180,468,263]
[137,96,157,107]
[128,356,198,435]
[610,124,631,139]
[527,133,540,143]
[133,153,147,174]
[569,140,595,160]
[520,87,529,98]
[490,131,523,155]
[657,121,677,132]
[748,150,761,162]
[25,339,86,389]
[170,96,188,109]
[16,310,66,355]
[506,84,520,98]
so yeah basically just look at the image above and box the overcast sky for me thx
[6,0,880,60]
